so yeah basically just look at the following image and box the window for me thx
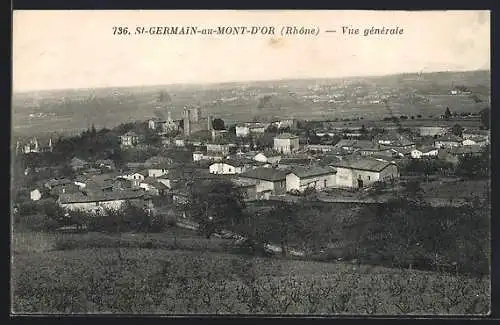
[367,176,371,180]
[324,180,327,188]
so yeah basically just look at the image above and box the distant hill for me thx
[12,70,490,137]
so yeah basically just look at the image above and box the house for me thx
[174,138,186,147]
[112,178,134,191]
[253,151,282,164]
[30,189,42,201]
[462,137,488,147]
[58,191,146,214]
[462,129,490,141]
[272,119,295,130]
[95,159,116,170]
[389,147,414,158]
[376,132,414,147]
[144,156,173,167]
[327,158,400,188]
[147,165,169,178]
[235,122,267,137]
[238,167,288,196]
[334,139,374,152]
[434,134,463,149]
[70,157,89,171]
[120,131,140,147]
[119,171,147,186]
[411,146,439,159]
[50,182,81,197]
[206,143,230,155]
[209,160,248,175]
[231,178,259,201]
[304,144,336,153]
[204,152,226,162]
[156,175,171,189]
[139,178,168,196]
[44,178,73,190]
[286,166,337,193]
[273,133,300,154]
[193,151,204,162]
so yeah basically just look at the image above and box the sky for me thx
[13,10,490,92]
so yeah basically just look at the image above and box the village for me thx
[14,100,490,231]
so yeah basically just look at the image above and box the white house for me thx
[193,151,204,162]
[175,138,186,147]
[30,189,42,201]
[235,123,267,137]
[273,133,300,154]
[462,137,488,147]
[119,171,147,186]
[327,158,399,189]
[411,146,439,159]
[305,144,336,153]
[253,151,281,164]
[139,179,168,196]
[148,166,168,178]
[286,166,337,193]
[209,161,247,175]
[120,131,140,148]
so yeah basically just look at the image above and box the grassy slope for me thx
[11,231,490,315]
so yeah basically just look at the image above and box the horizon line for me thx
[12,68,491,95]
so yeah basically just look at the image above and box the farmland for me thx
[12,70,490,138]
[11,231,490,314]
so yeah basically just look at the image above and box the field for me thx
[12,70,490,137]
[11,231,490,315]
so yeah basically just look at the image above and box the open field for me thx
[11,231,490,314]
[12,70,489,137]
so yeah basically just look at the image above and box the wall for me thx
[236,126,250,137]
[286,173,336,192]
[244,178,286,195]
[61,199,125,212]
[148,168,167,178]
[435,141,461,149]
[274,137,299,154]
[209,163,245,175]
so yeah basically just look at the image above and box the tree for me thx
[265,125,278,134]
[187,179,246,238]
[444,107,452,119]
[212,118,225,131]
[480,108,490,130]
[263,201,301,257]
[451,124,463,137]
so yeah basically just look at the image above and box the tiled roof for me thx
[289,166,336,178]
[239,167,287,182]
[328,158,396,172]
[435,134,463,142]
[59,190,144,204]
[274,133,298,139]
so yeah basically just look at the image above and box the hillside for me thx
[11,232,490,314]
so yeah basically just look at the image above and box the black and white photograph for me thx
[11,10,491,315]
